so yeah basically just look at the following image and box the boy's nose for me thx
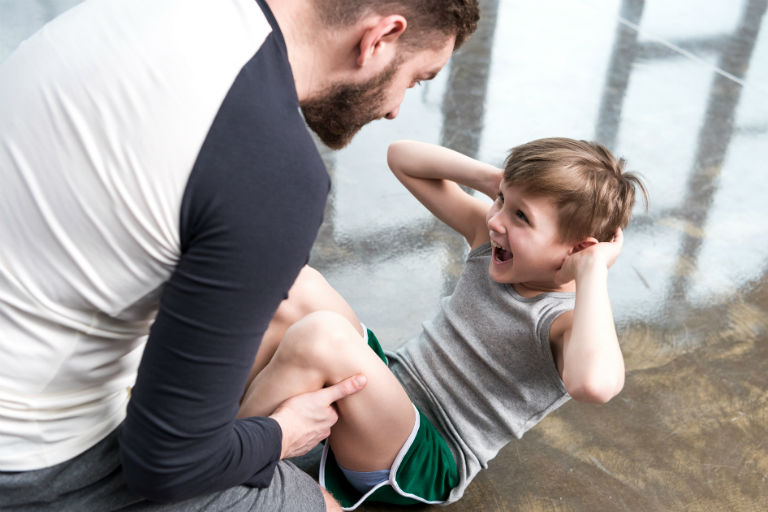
[487,212,505,233]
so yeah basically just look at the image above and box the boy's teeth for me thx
[493,243,512,262]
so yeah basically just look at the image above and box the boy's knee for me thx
[291,267,331,310]
[273,267,324,324]
[281,311,357,364]
[296,265,325,289]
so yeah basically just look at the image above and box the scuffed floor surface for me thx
[3,0,767,510]
[311,0,768,510]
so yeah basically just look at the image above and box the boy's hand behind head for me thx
[597,228,624,268]
[554,228,624,286]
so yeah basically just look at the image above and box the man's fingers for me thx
[318,374,367,404]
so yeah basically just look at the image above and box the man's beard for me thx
[300,61,398,150]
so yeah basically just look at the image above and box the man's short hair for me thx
[503,138,649,243]
[314,0,480,50]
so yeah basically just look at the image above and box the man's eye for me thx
[411,80,423,88]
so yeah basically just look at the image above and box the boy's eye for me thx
[516,210,529,224]
[496,192,504,203]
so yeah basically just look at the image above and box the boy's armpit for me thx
[548,310,574,378]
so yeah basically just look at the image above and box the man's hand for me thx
[269,375,367,459]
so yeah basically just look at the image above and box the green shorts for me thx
[319,328,459,510]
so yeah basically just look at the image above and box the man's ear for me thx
[357,15,407,68]
[570,237,599,254]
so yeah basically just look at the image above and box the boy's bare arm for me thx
[388,141,500,197]
[553,231,626,403]
[387,140,501,247]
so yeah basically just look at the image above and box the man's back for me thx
[0,0,327,483]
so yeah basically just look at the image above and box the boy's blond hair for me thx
[502,138,648,243]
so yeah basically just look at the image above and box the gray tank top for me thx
[388,242,574,502]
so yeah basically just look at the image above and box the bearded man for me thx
[0,0,479,510]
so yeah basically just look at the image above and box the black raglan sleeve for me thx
[118,38,330,502]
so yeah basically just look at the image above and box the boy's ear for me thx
[569,237,599,254]
[356,15,408,68]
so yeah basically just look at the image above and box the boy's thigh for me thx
[327,328,416,472]
[0,429,324,512]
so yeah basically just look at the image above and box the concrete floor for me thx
[4,1,767,511]
[311,1,768,510]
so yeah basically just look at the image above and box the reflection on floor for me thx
[3,0,766,510]
[310,0,768,510]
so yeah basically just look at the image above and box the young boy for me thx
[239,138,647,509]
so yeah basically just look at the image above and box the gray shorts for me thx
[0,429,325,512]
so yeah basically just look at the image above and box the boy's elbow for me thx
[566,374,624,404]
[386,140,417,172]
[386,142,403,172]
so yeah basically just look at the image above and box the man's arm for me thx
[270,375,367,459]
[119,46,335,499]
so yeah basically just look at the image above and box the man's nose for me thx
[385,105,400,120]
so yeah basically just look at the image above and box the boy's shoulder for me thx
[466,241,493,260]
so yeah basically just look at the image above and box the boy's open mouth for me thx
[491,241,512,263]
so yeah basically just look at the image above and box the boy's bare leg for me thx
[323,488,343,512]
[239,311,415,472]
[248,266,362,385]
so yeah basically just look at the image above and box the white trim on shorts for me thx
[320,403,447,510]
